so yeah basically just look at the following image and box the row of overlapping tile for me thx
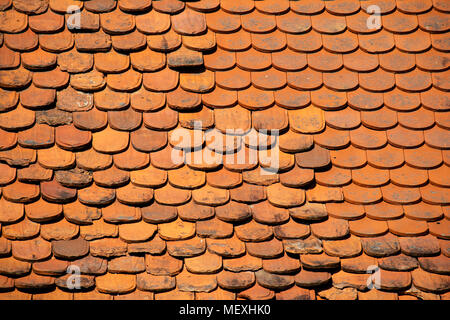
[0,0,449,300]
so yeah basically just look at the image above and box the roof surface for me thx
[0,0,449,300]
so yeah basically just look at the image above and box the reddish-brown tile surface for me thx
[0,0,448,301]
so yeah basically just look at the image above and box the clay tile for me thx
[216,29,252,51]
[422,88,450,112]
[213,201,250,223]
[396,69,432,93]
[55,167,92,188]
[388,217,429,236]
[421,183,449,205]
[236,48,272,72]
[204,10,239,35]
[70,71,105,92]
[113,31,148,52]
[424,126,450,149]
[90,238,128,259]
[323,236,362,258]
[196,216,233,239]
[358,30,395,53]
[311,10,346,34]
[367,145,404,170]
[350,126,386,150]
[264,183,304,208]
[235,220,273,242]
[360,232,400,258]
[378,50,415,75]
[429,218,450,239]
[100,9,135,35]
[343,50,378,73]
[82,0,112,12]
[4,28,38,52]
[29,8,64,33]
[167,236,206,258]
[378,254,419,273]
[139,202,176,225]
[252,30,287,53]
[384,91,421,114]
[188,0,221,12]
[0,254,31,276]
[108,108,142,132]
[390,165,428,188]
[11,236,52,261]
[286,30,322,53]
[348,217,388,237]
[396,29,432,53]
[167,87,201,111]
[146,252,182,277]
[102,200,141,224]
[359,69,396,93]
[142,69,177,93]
[387,125,424,149]
[252,69,287,92]
[323,31,358,54]
[419,9,449,33]
[274,217,310,239]
[429,164,450,188]
[92,126,129,154]
[416,49,449,74]
[342,183,382,205]
[314,165,351,187]
[294,144,329,169]
[33,67,69,90]
[171,8,206,36]
[347,92,381,114]
[277,11,310,34]
[403,203,444,222]
[0,8,27,33]
[255,269,294,290]
[308,51,342,72]
[54,124,91,151]
[418,255,450,275]
[397,0,432,13]
[324,202,363,220]
[398,108,435,131]
[330,145,367,169]
[179,70,214,93]
[93,165,129,187]
[135,272,175,292]
[106,69,142,92]
[16,123,53,150]
[154,184,191,206]
[215,270,254,290]
[240,10,275,34]
[95,50,129,74]
[78,184,115,206]
[238,86,274,110]
[0,66,31,89]
[40,178,77,203]
[152,0,185,13]
[117,183,153,206]
[312,87,348,110]
[295,269,331,289]
[0,88,18,112]
[361,109,397,131]
[117,0,150,11]
[39,28,74,53]
[20,85,56,111]
[382,10,418,34]
[314,126,350,150]
[412,268,450,293]
[108,255,146,274]
[352,164,389,187]
[215,67,250,91]
[114,147,149,171]
[310,217,349,240]
[74,8,100,32]
[300,252,340,270]
[324,69,358,92]
[75,30,111,52]
[206,234,246,257]
[203,52,235,75]
[0,164,15,187]
[399,234,441,257]
[95,273,136,294]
